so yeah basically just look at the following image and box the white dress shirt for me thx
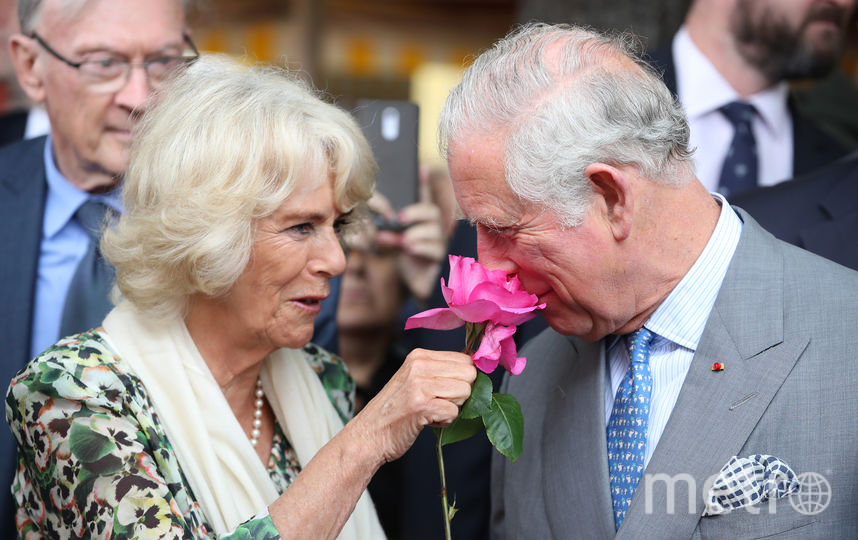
[605,194,743,467]
[672,26,794,193]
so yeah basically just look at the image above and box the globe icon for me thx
[789,472,831,516]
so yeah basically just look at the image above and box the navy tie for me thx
[60,200,114,337]
[606,328,655,530]
[717,101,758,197]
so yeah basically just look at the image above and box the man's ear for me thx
[9,35,46,104]
[584,162,633,241]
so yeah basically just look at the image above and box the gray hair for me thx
[439,23,694,227]
[101,55,376,318]
[18,0,189,33]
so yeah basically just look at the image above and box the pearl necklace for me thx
[249,378,265,447]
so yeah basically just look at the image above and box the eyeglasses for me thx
[30,32,199,94]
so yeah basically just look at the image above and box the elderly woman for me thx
[5,56,476,539]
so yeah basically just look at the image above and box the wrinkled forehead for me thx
[36,0,186,44]
[446,133,524,222]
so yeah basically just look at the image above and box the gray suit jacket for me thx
[491,209,858,539]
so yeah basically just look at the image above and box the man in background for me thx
[733,152,858,271]
[0,0,193,533]
[648,0,855,196]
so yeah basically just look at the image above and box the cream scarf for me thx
[102,301,384,539]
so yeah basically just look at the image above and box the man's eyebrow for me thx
[74,40,184,56]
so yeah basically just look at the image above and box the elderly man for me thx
[441,23,858,538]
[0,0,194,533]
[648,0,854,196]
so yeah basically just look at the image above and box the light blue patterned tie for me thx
[607,328,655,530]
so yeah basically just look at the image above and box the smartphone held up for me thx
[354,99,419,231]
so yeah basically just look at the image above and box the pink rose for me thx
[405,255,544,374]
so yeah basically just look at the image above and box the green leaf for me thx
[439,416,484,446]
[482,393,523,462]
[69,423,115,463]
[459,371,492,419]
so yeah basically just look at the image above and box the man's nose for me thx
[476,230,518,275]
[114,64,152,111]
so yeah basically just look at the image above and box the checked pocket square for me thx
[702,454,800,516]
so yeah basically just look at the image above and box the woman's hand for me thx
[353,348,476,464]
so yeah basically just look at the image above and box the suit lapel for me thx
[618,213,809,539]
[542,337,616,538]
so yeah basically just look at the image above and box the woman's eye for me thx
[289,223,312,235]
[334,216,352,235]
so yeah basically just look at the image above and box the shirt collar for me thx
[673,25,790,136]
[42,135,122,238]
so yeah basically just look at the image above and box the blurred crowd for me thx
[2,0,858,539]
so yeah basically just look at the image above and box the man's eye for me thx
[147,56,183,74]
[92,57,121,68]
[150,56,175,66]
[81,57,126,78]
[483,224,508,236]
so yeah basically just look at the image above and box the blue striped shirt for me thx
[605,194,742,467]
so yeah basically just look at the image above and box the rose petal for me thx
[498,335,527,375]
[440,279,454,306]
[472,323,517,373]
[472,354,499,374]
[484,265,512,287]
[468,281,542,309]
[490,305,545,326]
[446,255,487,305]
[460,257,489,300]
[505,274,525,293]
[404,308,465,330]
[448,299,503,324]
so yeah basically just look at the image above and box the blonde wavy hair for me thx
[102,55,376,318]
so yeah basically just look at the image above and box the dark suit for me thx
[645,47,849,177]
[0,109,29,148]
[0,136,47,536]
[732,154,858,271]
[491,210,858,538]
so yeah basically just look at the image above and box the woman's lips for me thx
[290,296,326,314]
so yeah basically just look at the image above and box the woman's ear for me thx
[9,35,47,104]
[584,162,633,241]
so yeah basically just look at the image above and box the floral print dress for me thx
[5,330,355,539]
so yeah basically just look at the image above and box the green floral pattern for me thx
[5,330,355,539]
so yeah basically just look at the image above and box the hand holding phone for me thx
[354,99,419,219]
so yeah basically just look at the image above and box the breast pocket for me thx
[695,502,817,540]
